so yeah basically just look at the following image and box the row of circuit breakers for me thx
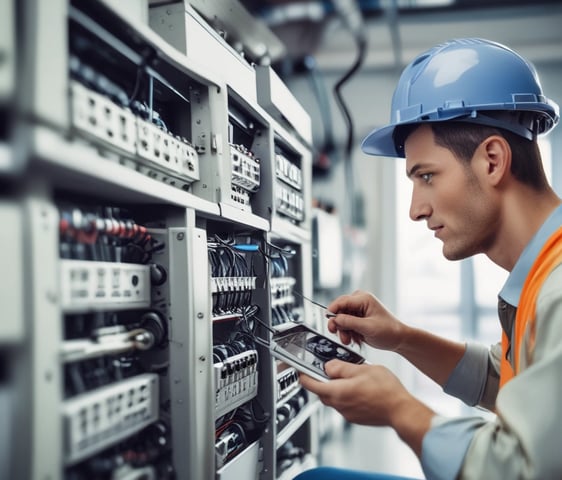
[2,0,317,479]
[58,205,309,479]
[67,3,307,224]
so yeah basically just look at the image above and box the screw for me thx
[46,291,57,303]
[176,233,184,241]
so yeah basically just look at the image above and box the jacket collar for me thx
[499,204,562,307]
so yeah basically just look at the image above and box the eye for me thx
[420,173,433,183]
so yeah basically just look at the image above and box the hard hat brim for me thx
[360,124,402,158]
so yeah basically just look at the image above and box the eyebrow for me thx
[406,164,422,179]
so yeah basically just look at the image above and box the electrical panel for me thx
[0,0,15,102]
[4,0,318,479]
[0,0,17,175]
[263,237,319,478]
[67,1,205,190]
[56,202,176,479]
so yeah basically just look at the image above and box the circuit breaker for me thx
[3,0,318,479]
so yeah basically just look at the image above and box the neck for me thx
[487,186,561,271]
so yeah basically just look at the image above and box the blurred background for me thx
[3,1,562,478]
[235,1,562,476]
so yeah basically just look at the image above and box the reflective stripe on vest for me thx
[499,226,562,388]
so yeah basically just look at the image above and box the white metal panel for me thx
[0,202,24,342]
[256,65,313,146]
[0,0,15,102]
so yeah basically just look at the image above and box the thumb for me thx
[324,359,363,379]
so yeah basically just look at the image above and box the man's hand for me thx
[325,289,467,388]
[327,290,406,351]
[300,359,435,457]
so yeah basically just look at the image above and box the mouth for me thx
[429,225,443,238]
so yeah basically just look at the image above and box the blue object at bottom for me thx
[293,467,422,480]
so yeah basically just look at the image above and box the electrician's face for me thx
[405,124,499,261]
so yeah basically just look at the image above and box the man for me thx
[295,38,562,479]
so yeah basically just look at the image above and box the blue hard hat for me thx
[361,38,560,158]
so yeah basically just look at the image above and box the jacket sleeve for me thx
[421,415,487,480]
[442,341,499,410]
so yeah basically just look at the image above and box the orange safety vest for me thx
[500,226,562,388]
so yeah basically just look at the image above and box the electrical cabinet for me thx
[2,0,320,479]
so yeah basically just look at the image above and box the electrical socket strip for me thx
[137,118,200,184]
[211,276,257,295]
[71,80,200,186]
[275,182,305,222]
[275,153,302,191]
[214,349,258,418]
[230,145,260,192]
[70,80,137,154]
[270,277,296,307]
[60,259,151,313]
[276,367,300,404]
[230,186,252,210]
[174,135,200,182]
[62,373,159,465]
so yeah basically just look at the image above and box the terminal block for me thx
[214,349,259,418]
[62,373,159,465]
[60,260,151,313]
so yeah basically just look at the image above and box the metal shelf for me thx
[276,398,321,449]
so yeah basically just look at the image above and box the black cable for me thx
[333,27,368,226]
[335,34,367,144]
[252,315,276,336]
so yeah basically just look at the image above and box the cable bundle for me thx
[59,205,164,263]
[214,398,269,468]
[208,236,257,316]
[263,243,300,326]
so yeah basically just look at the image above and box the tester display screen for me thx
[272,324,365,381]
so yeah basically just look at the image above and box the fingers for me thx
[323,359,362,379]
[337,329,354,345]
[299,361,366,409]
[298,373,331,395]
[326,290,379,347]
[331,312,365,336]
[299,359,362,393]
[330,312,358,330]
[327,292,367,316]
[327,315,364,346]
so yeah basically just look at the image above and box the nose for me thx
[409,186,431,222]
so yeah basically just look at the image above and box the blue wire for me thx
[233,244,260,252]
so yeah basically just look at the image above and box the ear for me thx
[477,135,511,187]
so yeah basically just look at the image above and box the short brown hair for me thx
[394,121,548,190]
